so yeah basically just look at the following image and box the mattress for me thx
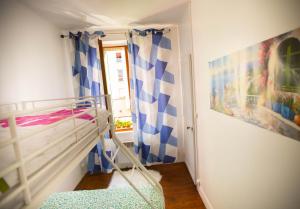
[0,108,110,191]
[41,186,165,209]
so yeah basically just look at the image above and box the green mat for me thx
[41,186,164,209]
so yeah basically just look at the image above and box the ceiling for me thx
[21,0,189,30]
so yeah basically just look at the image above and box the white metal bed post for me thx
[8,113,32,205]
[106,95,114,133]
[93,97,99,129]
[21,101,26,111]
[71,100,78,143]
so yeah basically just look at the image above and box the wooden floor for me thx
[76,162,206,209]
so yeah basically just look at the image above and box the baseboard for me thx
[198,185,214,209]
[185,161,195,184]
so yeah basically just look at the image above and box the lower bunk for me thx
[41,186,164,209]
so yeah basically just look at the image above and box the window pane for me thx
[104,47,132,130]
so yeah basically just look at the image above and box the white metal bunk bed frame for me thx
[0,95,163,209]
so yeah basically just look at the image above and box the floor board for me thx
[75,162,206,209]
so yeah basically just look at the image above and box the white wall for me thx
[0,0,82,200]
[0,0,73,104]
[191,0,300,209]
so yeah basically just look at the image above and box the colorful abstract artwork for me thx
[209,27,300,141]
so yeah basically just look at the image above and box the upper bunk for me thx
[0,96,112,209]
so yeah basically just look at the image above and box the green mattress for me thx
[40,186,164,209]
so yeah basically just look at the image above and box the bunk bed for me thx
[0,96,164,209]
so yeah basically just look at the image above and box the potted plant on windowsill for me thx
[114,119,133,130]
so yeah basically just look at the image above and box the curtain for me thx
[71,31,104,98]
[128,29,178,164]
[70,31,113,173]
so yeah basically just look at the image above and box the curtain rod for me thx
[130,28,171,35]
[60,32,128,39]
[60,28,171,39]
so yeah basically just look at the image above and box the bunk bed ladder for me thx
[101,95,164,209]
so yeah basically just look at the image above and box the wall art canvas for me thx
[209,27,300,141]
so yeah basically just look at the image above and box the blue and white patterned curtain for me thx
[71,31,104,98]
[70,31,113,173]
[128,29,178,164]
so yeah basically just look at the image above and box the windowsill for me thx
[115,127,133,132]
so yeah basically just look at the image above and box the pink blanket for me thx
[0,108,94,128]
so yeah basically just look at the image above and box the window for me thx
[103,46,132,131]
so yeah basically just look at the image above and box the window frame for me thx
[102,45,133,132]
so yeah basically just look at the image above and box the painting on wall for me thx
[209,27,300,141]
